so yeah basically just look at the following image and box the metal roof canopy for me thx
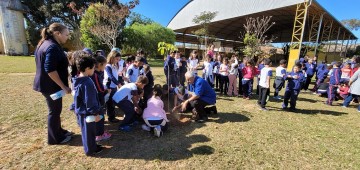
[168,0,357,48]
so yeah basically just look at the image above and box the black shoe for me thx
[289,108,297,112]
[108,117,120,123]
[87,145,104,156]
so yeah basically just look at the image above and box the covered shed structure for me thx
[167,0,358,69]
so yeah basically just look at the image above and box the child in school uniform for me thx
[303,58,316,91]
[117,53,126,85]
[256,59,265,95]
[317,79,330,97]
[179,56,188,86]
[213,54,222,91]
[172,85,190,113]
[112,76,148,132]
[138,64,154,110]
[142,85,170,137]
[282,63,304,111]
[312,63,330,93]
[74,57,104,156]
[326,62,342,106]
[340,62,352,83]
[219,57,230,95]
[273,60,287,100]
[228,55,239,96]
[90,56,112,142]
[126,56,145,83]
[203,54,214,87]
[142,64,154,101]
[103,50,122,123]
[257,58,272,111]
[238,56,248,96]
[338,82,350,100]
[242,59,258,99]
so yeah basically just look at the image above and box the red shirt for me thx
[242,66,259,79]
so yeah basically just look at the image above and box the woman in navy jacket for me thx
[33,23,72,145]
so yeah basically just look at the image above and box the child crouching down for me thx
[142,85,169,137]
[338,82,350,99]
[112,76,149,132]
[172,85,191,113]
[74,57,104,156]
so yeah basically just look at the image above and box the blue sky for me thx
[131,0,360,39]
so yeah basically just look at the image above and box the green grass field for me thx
[0,56,359,169]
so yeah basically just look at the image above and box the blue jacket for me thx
[305,63,316,76]
[189,76,216,104]
[329,68,342,85]
[74,76,103,116]
[285,71,304,90]
[164,55,176,73]
[238,63,245,77]
[33,38,69,94]
[316,67,329,81]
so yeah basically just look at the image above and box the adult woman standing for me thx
[33,23,72,144]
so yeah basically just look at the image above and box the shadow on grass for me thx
[296,97,318,103]
[216,97,234,101]
[78,106,215,160]
[207,112,251,124]
[294,109,348,116]
[93,121,214,160]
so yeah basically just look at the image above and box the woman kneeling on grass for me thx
[142,84,169,137]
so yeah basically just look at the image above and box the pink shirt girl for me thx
[143,96,169,122]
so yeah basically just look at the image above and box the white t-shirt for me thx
[259,67,273,88]
[229,62,239,75]
[275,66,286,77]
[175,58,181,71]
[220,64,229,76]
[126,64,139,83]
[203,61,213,75]
[112,83,137,103]
[103,64,119,89]
[118,59,125,76]
[189,58,198,73]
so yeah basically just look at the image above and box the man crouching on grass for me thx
[181,71,216,122]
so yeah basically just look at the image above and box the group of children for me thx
[175,48,359,112]
[68,45,360,156]
[67,48,170,156]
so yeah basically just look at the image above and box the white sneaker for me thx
[141,124,151,131]
[154,125,162,137]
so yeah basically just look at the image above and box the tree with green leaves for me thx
[192,11,218,56]
[21,0,114,48]
[128,12,154,26]
[121,23,175,57]
[80,0,139,51]
[21,0,137,50]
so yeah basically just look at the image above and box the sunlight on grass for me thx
[0,58,360,169]
[0,56,35,73]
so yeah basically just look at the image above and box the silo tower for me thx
[0,0,28,56]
